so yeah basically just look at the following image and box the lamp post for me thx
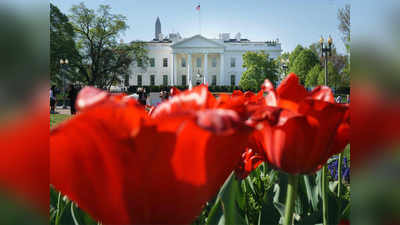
[320,36,333,86]
[59,58,69,109]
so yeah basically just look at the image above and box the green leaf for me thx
[303,175,320,211]
[258,188,281,225]
[218,173,246,225]
[329,181,339,193]
[341,202,351,220]
[246,176,256,195]
[206,197,224,225]
[273,201,285,218]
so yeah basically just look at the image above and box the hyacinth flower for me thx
[328,156,350,182]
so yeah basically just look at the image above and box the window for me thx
[212,75,217,86]
[230,57,236,67]
[137,75,142,86]
[196,57,201,67]
[212,57,217,67]
[163,58,168,67]
[163,75,168,86]
[230,75,235,86]
[150,58,155,67]
[181,58,186,67]
[137,59,143,67]
[182,75,187,86]
[150,75,155,86]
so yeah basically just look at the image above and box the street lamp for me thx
[59,58,69,109]
[320,36,333,86]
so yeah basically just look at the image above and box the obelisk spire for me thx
[155,17,161,40]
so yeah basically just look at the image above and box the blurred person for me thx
[137,87,147,105]
[67,84,77,115]
[336,95,342,103]
[50,86,56,114]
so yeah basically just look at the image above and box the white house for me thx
[129,17,282,87]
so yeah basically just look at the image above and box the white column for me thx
[220,53,225,85]
[172,53,176,86]
[204,53,208,84]
[187,53,192,89]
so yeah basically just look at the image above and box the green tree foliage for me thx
[97,42,149,89]
[69,3,147,88]
[275,52,290,81]
[50,3,81,86]
[290,49,319,85]
[317,62,341,88]
[337,4,351,86]
[239,51,279,92]
[340,62,350,88]
[305,64,322,88]
[338,4,350,53]
[288,45,304,69]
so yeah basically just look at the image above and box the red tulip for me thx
[0,93,49,214]
[338,219,350,225]
[50,86,252,224]
[215,89,266,121]
[235,148,265,179]
[250,73,349,174]
[352,84,400,168]
[170,86,181,96]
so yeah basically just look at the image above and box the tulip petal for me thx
[276,73,308,103]
[151,85,216,118]
[309,86,335,103]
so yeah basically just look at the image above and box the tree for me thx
[305,64,322,88]
[309,42,347,76]
[239,51,279,92]
[338,4,351,87]
[69,3,147,88]
[288,45,304,69]
[340,62,350,88]
[50,3,81,86]
[290,49,319,84]
[317,62,340,88]
[275,52,290,81]
[97,42,149,89]
[338,4,350,53]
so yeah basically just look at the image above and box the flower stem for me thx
[337,153,343,198]
[283,174,299,225]
[322,165,328,225]
[55,192,62,225]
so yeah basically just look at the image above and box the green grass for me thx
[50,114,71,128]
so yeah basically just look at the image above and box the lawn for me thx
[50,114,71,128]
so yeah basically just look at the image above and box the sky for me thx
[51,0,351,54]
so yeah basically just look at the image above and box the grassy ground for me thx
[50,114,71,128]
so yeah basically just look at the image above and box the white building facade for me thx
[129,19,282,87]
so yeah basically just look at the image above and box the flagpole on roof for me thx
[196,2,201,35]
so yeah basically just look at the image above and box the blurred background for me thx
[0,0,48,224]
[352,0,400,225]
[0,0,399,224]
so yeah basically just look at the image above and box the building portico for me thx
[171,35,226,87]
